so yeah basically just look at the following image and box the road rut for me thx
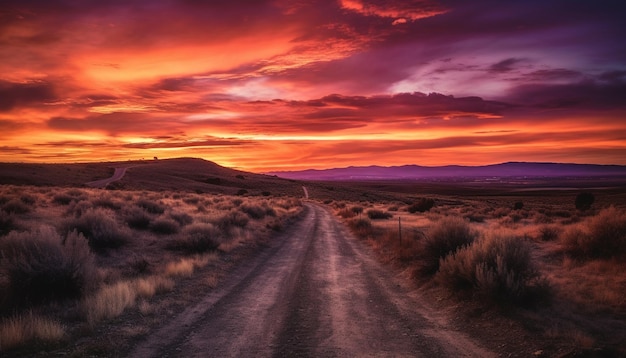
[130,203,494,357]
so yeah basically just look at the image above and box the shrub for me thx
[62,208,130,251]
[513,201,524,210]
[437,234,545,305]
[92,196,122,211]
[348,218,373,238]
[52,194,74,205]
[367,209,392,220]
[350,206,364,216]
[0,227,96,309]
[0,211,17,236]
[166,223,221,253]
[539,225,560,241]
[262,191,271,196]
[183,196,200,205]
[65,200,93,218]
[562,206,626,259]
[419,217,476,276]
[240,204,267,219]
[19,194,37,205]
[575,192,595,211]
[149,218,180,235]
[216,211,249,230]
[2,199,31,214]
[136,199,165,214]
[236,189,248,196]
[232,198,243,207]
[408,198,435,213]
[240,204,276,220]
[337,208,355,219]
[169,211,193,226]
[124,207,152,230]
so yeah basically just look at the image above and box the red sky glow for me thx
[1,0,625,171]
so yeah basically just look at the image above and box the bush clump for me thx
[575,192,595,211]
[166,223,221,253]
[366,209,393,220]
[419,217,476,275]
[136,199,165,214]
[538,225,560,241]
[62,208,130,251]
[0,227,96,309]
[168,211,193,226]
[337,208,355,219]
[408,198,435,213]
[437,234,546,305]
[0,211,17,236]
[123,207,152,230]
[52,194,74,206]
[562,206,626,259]
[149,218,180,235]
[350,206,364,216]
[216,211,249,230]
[348,218,373,238]
[240,204,276,220]
[2,199,31,215]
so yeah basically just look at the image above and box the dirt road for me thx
[85,167,129,188]
[130,203,494,357]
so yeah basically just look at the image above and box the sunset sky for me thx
[1,0,625,171]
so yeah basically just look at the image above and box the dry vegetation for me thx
[328,190,626,356]
[0,185,302,354]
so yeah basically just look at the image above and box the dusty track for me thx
[130,203,494,357]
[85,167,129,188]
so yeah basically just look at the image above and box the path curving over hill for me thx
[85,167,129,188]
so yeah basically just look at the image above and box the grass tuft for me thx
[83,281,137,326]
[0,312,65,351]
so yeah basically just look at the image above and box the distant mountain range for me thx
[267,162,626,181]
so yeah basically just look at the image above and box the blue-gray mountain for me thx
[267,162,626,181]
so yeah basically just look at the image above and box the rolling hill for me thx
[0,158,303,197]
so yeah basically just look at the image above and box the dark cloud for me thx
[508,80,626,109]
[122,137,248,149]
[0,146,31,154]
[47,113,184,135]
[0,80,56,111]
[489,58,526,73]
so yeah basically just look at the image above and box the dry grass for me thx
[83,281,137,325]
[164,254,216,277]
[134,276,175,298]
[0,312,65,350]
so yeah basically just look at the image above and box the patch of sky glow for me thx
[184,111,242,121]
[226,78,284,100]
[89,104,155,114]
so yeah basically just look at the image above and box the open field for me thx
[0,184,302,355]
[1,159,625,356]
[324,181,626,356]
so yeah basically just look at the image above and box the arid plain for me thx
[0,158,625,357]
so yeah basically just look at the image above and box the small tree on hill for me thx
[575,192,595,211]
